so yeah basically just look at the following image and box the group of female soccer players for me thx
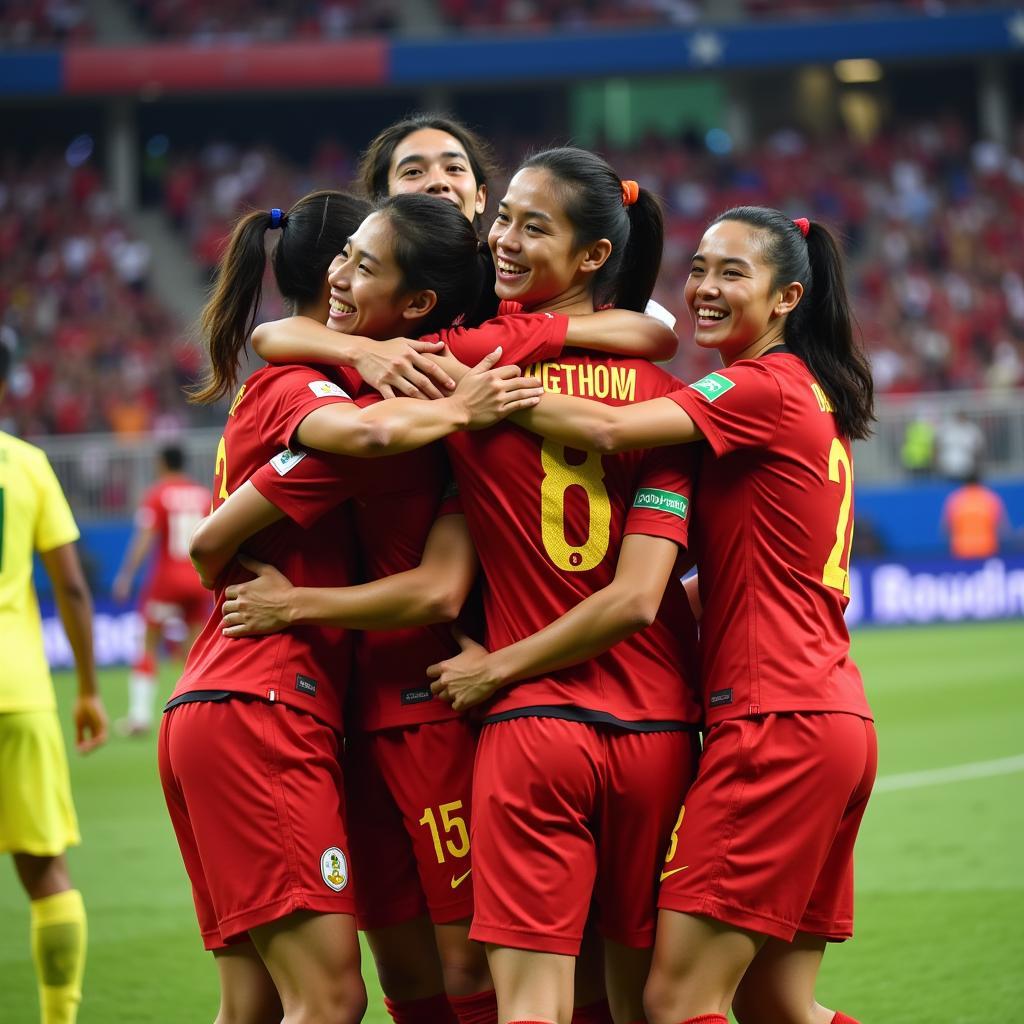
[158,114,876,1024]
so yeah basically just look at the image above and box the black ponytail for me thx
[521,147,664,312]
[713,206,875,440]
[192,189,370,404]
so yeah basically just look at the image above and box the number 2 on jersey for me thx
[822,437,854,597]
[539,439,611,572]
[213,436,230,502]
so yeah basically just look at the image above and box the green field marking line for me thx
[874,753,1024,793]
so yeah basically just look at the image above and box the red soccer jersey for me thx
[444,349,701,727]
[249,423,463,732]
[137,475,211,590]
[665,350,872,725]
[244,311,568,731]
[171,364,363,733]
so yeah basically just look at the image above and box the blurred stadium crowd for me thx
[0,0,999,45]
[2,111,1023,437]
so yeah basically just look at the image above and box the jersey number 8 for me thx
[539,440,611,573]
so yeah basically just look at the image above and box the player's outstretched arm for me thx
[189,482,284,588]
[40,543,108,754]
[295,349,542,457]
[428,533,681,711]
[251,316,455,400]
[563,307,678,362]
[220,514,478,637]
[513,393,703,454]
[111,523,156,604]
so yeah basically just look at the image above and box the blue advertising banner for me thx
[39,555,1024,669]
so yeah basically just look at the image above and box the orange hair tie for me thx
[620,179,640,207]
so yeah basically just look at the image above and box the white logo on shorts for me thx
[320,847,348,892]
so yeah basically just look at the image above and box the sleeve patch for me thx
[269,449,308,476]
[688,371,735,402]
[307,380,349,399]
[633,488,689,520]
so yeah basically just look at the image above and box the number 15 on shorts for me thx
[419,801,470,863]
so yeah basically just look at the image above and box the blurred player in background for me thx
[112,444,211,735]
[0,343,108,1024]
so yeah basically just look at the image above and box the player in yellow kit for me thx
[0,344,108,1024]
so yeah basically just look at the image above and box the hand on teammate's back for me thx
[358,337,454,400]
[428,628,500,710]
[220,554,295,637]
[74,694,108,754]
[452,348,544,429]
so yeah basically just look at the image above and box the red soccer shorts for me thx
[141,573,212,630]
[657,712,877,942]
[344,718,478,930]
[158,697,354,950]
[470,716,698,955]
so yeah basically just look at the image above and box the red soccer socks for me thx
[831,1014,861,1024]
[449,988,499,1024]
[383,993,457,1024]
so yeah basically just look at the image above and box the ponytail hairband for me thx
[621,180,640,207]
[793,217,810,237]
[269,208,283,229]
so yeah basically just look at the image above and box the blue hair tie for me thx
[269,208,283,229]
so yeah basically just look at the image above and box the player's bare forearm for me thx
[512,394,703,453]
[113,527,155,600]
[251,317,452,399]
[40,544,99,698]
[297,351,542,456]
[222,516,477,637]
[190,482,284,586]
[429,536,679,709]
[564,308,678,362]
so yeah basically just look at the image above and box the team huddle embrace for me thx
[158,115,877,1024]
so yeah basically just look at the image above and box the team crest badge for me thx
[320,847,349,891]
[688,371,735,402]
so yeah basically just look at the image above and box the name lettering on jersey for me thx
[689,372,735,403]
[227,384,247,417]
[633,488,689,521]
[524,361,636,401]
[308,379,349,399]
[295,673,318,697]
[811,382,835,413]
[270,448,308,476]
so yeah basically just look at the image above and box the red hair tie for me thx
[621,180,640,207]
[793,217,810,237]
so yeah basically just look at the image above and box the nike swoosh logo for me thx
[659,865,689,882]
[450,869,472,889]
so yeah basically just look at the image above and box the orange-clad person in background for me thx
[941,470,1010,559]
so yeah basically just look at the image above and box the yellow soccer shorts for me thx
[0,710,80,856]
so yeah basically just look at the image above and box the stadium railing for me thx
[29,387,1024,523]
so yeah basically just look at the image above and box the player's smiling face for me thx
[684,219,799,364]
[488,167,596,311]
[326,212,424,339]
[387,128,486,223]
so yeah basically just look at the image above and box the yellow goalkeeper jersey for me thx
[0,431,80,712]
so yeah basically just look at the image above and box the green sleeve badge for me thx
[633,488,689,520]
[688,371,735,402]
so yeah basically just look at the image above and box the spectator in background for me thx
[900,410,936,477]
[941,470,1010,559]
[0,343,107,1024]
[112,445,211,736]
[935,409,985,481]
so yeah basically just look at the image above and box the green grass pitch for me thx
[2,620,1022,1022]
